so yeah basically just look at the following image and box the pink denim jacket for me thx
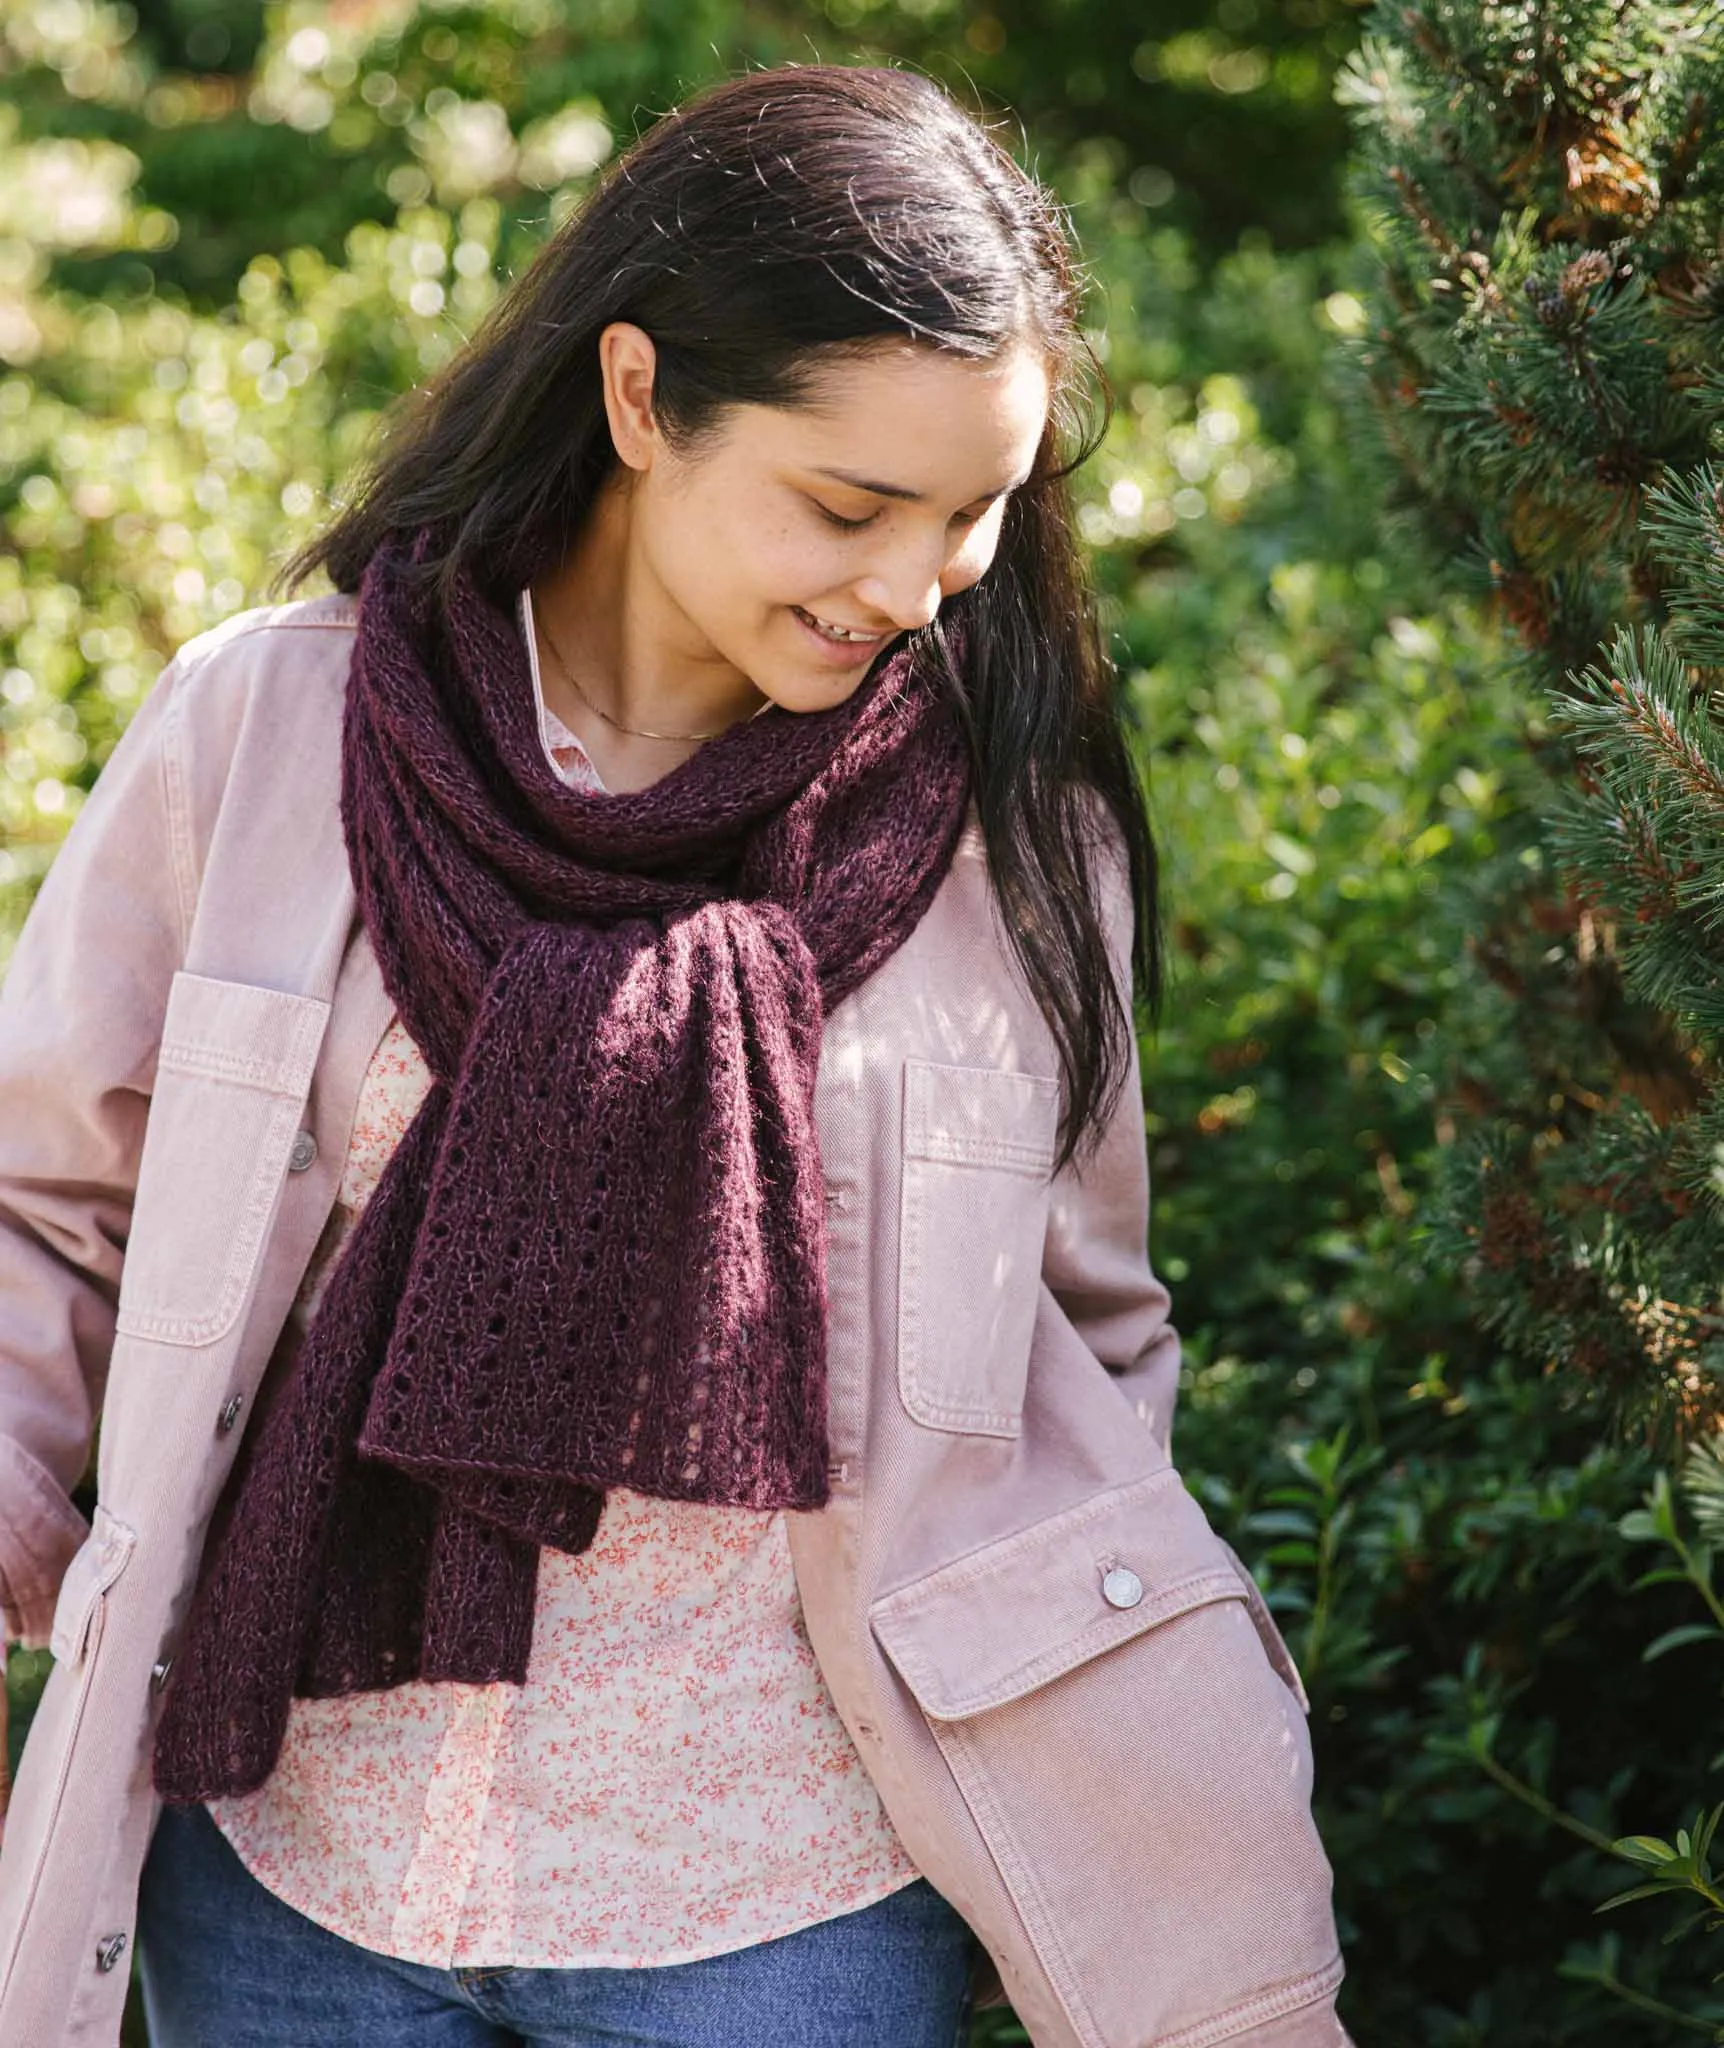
[0,595,1348,2047]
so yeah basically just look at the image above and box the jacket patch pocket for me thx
[897,1059,1059,1437]
[871,1470,1342,2048]
[115,972,330,1347]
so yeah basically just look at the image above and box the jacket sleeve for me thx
[0,659,191,1646]
[1039,830,1181,1452]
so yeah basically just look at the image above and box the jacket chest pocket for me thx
[897,1058,1059,1437]
[115,972,330,1347]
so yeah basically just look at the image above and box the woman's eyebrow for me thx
[812,465,1031,504]
[813,466,924,502]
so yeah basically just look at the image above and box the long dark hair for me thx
[282,64,1159,1169]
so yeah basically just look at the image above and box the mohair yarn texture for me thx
[152,530,971,1802]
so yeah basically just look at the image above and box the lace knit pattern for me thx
[154,536,970,1803]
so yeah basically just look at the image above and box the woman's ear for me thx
[597,322,661,474]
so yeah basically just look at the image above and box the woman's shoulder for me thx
[132,593,359,902]
[166,590,359,706]
[153,589,357,782]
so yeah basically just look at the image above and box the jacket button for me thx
[94,1932,128,1973]
[217,1395,244,1435]
[288,1129,318,1173]
[1101,1566,1145,1610]
[149,1655,173,1693]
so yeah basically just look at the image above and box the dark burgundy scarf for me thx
[152,531,969,1802]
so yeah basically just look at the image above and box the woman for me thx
[0,64,1346,2048]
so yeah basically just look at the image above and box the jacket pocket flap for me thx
[902,1059,1058,1174]
[48,1505,137,1666]
[158,972,330,1095]
[870,1468,1246,1721]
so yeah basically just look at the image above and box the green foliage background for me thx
[5,1,1723,2041]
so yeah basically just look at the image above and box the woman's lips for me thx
[791,605,891,660]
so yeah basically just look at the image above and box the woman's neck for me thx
[529,480,764,792]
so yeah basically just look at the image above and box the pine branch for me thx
[1348,0,1724,1439]
[1643,465,1724,664]
[1564,631,1724,827]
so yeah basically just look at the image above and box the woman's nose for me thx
[853,562,943,633]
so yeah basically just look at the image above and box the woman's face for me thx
[605,331,1052,715]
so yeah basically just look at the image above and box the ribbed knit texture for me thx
[152,532,970,1802]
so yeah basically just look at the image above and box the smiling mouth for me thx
[793,606,889,647]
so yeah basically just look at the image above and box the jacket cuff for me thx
[0,1436,89,1648]
[1200,1972,1350,2048]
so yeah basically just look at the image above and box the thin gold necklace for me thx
[534,601,737,745]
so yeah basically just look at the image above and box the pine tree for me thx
[1342,1,1724,1433]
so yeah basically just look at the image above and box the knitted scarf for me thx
[152,531,970,1802]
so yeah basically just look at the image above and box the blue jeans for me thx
[137,1802,978,2047]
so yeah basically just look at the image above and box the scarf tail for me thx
[152,1104,446,1799]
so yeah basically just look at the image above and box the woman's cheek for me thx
[954,499,1016,590]
[940,531,998,598]
[765,534,852,609]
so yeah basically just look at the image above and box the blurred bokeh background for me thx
[8,3,1724,2042]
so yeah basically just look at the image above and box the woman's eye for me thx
[811,500,877,532]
